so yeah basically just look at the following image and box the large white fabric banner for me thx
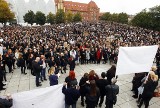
[12,84,65,108]
[116,45,158,75]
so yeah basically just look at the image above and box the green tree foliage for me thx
[46,12,55,24]
[56,9,65,24]
[66,11,73,22]
[0,0,15,23]
[117,12,128,24]
[131,6,160,31]
[100,12,128,24]
[35,11,46,25]
[110,13,118,22]
[73,12,82,22]
[23,10,35,25]
[100,12,111,21]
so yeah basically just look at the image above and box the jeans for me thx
[65,103,76,108]
[41,68,46,80]
[21,66,26,74]
[36,73,40,86]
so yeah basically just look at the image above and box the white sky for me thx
[25,0,160,15]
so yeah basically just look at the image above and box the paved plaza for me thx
[0,64,160,108]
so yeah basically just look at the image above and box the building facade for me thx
[55,0,100,21]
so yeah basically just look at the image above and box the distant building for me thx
[55,0,100,21]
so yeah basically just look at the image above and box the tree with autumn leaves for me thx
[0,0,15,24]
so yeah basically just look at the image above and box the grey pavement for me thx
[0,64,160,108]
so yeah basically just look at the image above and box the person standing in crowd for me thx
[106,65,117,85]
[65,71,77,88]
[0,94,13,108]
[68,56,76,71]
[40,55,47,81]
[79,73,89,107]
[5,53,12,73]
[90,48,96,64]
[88,70,99,81]
[105,77,119,108]
[0,54,6,82]
[62,82,80,108]
[85,80,100,108]
[138,71,158,108]
[80,48,86,64]
[32,57,42,87]
[96,48,102,64]
[48,67,58,86]
[60,53,67,74]
[0,56,6,91]
[131,73,146,99]
[18,54,27,75]
[28,54,35,75]
[96,72,109,107]
[86,49,90,64]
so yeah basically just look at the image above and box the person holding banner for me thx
[138,71,158,108]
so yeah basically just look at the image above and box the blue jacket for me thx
[49,74,58,86]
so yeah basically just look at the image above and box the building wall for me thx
[55,0,100,21]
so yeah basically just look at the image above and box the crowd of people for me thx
[0,21,160,108]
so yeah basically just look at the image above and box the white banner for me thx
[12,84,65,108]
[116,45,158,75]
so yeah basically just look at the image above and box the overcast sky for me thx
[70,0,160,15]
[25,0,160,15]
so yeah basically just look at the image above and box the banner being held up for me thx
[12,84,65,108]
[116,45,158,75]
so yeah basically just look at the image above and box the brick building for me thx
[55,0,100,21]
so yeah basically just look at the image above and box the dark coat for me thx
[62,86,80,105]
[142,80,158,98]
[0,98,13,108]
[32,61,42,74]
[96,79,109,96]
[65,76,77,88]
[105,84,119,101]
[79,77,88,95]
[85,86,100,108]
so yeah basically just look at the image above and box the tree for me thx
[100,12,111,21]
[149,6,160,31]
[46,12,55,24]
[66,10,73,22]
[23,10,35,25]
[0,0,15,23]
[131,9,153,29]
[35,11,46,25]
[110,13,118,22]
[73,12,82,22]
[117,12,128,24]
[55,9,65,24]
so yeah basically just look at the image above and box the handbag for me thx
[138,86,144,95]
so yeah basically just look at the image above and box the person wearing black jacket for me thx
[32,57,42,87]
[85,80,100,108]
[62,82,80,108]
[96,72,109,107]
[0,61,6,90]
[138,72,158,108]
[79,73,89,107]
[105,78,119,108]
[80,48,86,64]
[0,94,13,108]
[28,54,35,75]
[18,54,27,75]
